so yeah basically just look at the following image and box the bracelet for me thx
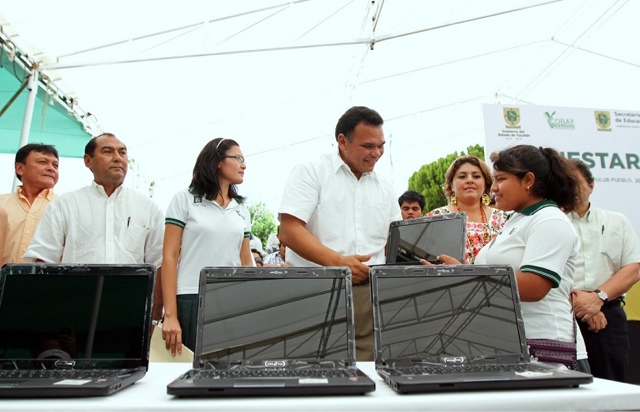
[151,320,161,326]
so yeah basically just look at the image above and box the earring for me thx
[481,193,491,206]
[450,193,457,206]
[526,186,530,191]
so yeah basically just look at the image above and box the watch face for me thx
[597,290,608,302]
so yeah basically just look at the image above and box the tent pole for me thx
[13,69,38,192]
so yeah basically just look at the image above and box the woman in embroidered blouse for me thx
[426,155,506,264]
[161,138,254,356]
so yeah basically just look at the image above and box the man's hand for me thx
[161,316,183,356]
[338,254,372,284]
[572,289,603,321]
[585,311,608,332]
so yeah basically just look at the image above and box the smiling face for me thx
[83,134,128,190]
[490,169,534,212]
[16,151,59,192]
[450,162,486,205]
[337,123,385,179]
[218,145,246,185]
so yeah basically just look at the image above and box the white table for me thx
[4,362,640,411]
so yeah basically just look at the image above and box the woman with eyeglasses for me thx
[161,137,253,356]
[425,155,507,264]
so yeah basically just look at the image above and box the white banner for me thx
[483,103,640,236]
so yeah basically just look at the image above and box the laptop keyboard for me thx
[388,363,553,376]
[192,368,351,379]
[0,368,138,380]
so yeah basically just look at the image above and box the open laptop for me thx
[385,212,466,265]
[0,264,155,397]
[167,266,375,396]
[370,264,593,393]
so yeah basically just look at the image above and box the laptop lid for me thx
[386,212,466,264]
[193,266,357,369]
[370,264,529,367]
[0,264,154,372]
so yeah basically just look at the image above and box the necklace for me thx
[456,203,490,245]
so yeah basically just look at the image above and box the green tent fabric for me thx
[0,50,90,158]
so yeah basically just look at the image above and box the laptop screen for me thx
[372,265,527,363]
[386,213,466,264]
[0,265,153,370]
[197,267,353,367]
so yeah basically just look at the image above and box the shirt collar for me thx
[91,180,124,197]
[331,151,374,179]
[17,186,55,201]
[518,199,557,216]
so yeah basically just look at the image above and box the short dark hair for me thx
[570,159,594,184]
[84,133,116,156]
[334,106,383,142]
[398,190,425,211]
[490,145,579,212]
[443,155,493,200]
[15,143,59,181]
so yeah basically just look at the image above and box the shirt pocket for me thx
[122,222,149,261]
[366,201,392,244]
[600,233,622,268]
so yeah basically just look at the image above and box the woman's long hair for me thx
[189,137,245,202]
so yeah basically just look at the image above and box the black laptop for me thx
[370,264,593,393]
[0,264,155,397]
[167,266,375,396]
[386,212,466,265]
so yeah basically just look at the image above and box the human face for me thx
[219,145,246,185]
[400,201,422,220]
[451,162,486,205]
[338,123,385,179]
[83,134,128,189]
[15,151,59,192]
[575,172,594,211]
[490,169,532,212]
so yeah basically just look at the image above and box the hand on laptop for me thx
[419,254,461,266]
[338,254,371,284]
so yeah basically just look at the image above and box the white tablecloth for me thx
[4,362,640,411]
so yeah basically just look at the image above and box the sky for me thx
[1,0,638,220]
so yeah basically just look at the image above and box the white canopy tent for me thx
[0,0,637,212]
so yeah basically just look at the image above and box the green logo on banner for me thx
[594,111,612,131]
[503,108,521,129]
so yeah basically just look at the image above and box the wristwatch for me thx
[594,289,609,303]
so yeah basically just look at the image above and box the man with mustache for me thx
[24,133,165,320]
[0,143,59,264]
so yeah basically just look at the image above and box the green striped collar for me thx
[518,200,557,216]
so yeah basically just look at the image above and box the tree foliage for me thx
[248,202,278,249]
[408,144,485,212]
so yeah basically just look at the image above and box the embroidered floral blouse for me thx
[425,206,508,264]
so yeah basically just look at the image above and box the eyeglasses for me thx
[222,155,245,164]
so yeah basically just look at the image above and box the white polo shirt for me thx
[279,151,401,266]
[568,206,640,291]
[165,189,251,295]
[475,201,578,342]
[24,181,164,266]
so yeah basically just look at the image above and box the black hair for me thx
[84,133,116,156]
[334,106,383,142]
[398,190,425,211]
[490,145,579,212]
[15,143,59,181]
[190,137,245,202]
